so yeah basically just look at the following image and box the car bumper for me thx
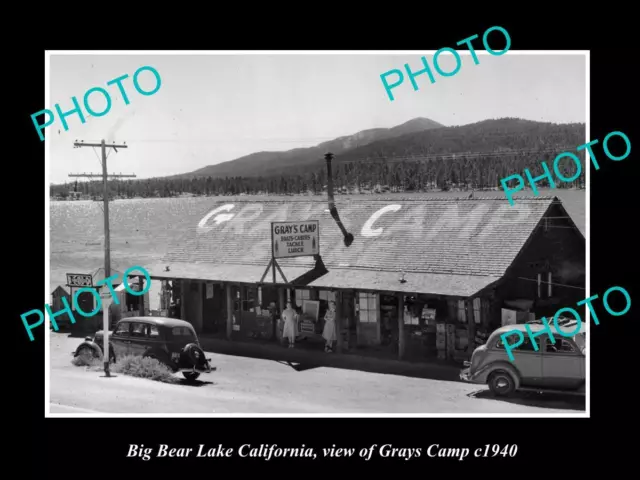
[460,367,483,384]
[178,359,215,374]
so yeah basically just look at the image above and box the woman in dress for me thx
[322,301,337,352]
[281,302,298,348]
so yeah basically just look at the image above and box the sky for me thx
[48,53,587,184]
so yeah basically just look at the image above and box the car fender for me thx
[476,361,522,389]
[74,340,103,358]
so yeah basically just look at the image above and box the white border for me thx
[45,50,590,418]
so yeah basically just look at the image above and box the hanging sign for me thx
[66,273,93,287]
[271,220,320,259]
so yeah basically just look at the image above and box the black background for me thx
[11,12,638,475]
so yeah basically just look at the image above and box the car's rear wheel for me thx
[183,372,200,382]
[488,370,516,396]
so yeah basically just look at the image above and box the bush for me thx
[112,355,178,384]
[71,355,103,369]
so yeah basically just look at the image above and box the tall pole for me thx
[70,139,134,377]
[101,140,111,278]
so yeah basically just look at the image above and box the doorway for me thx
[202,283,226,334]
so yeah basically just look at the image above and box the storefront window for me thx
[242,287,255,312]
[403,297,424,325]
[404,306,419,325]
[318,290,336,302]
[295,289,311,308]
[473,298,482,324]
[359,293,379,323]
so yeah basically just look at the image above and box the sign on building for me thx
[271,220,319,259]
[66,273,93,287]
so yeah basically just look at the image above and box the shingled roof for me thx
[142,196,566,296]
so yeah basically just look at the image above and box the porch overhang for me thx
[306,268,501,298]
[141,262,319,286]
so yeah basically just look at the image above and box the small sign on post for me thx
[66,273,93,287]
[271,220,320,259]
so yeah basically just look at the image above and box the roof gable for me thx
[52,285,69,297]
[162,196,558,277]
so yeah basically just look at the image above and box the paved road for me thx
[49,333,585,414]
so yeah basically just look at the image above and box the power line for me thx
[69,141,135,280]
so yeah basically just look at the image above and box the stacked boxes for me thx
[455,328,469,350]
[446,324,456,359]
[436,322,446,359]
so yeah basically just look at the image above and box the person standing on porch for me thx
[323,301,337,353]
[282,302,298,348]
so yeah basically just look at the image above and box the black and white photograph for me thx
[45,51,588,416]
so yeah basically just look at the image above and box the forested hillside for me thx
[178,117,444,179]
[51,118,586,199]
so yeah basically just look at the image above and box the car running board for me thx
[178,366,217,374]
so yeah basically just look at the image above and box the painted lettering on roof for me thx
[174,199,552,277]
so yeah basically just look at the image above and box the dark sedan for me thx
[73,316,215,381]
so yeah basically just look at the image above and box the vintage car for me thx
[73,316,215,381]
[460,319,585,396]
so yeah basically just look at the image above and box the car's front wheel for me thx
[183,372,200,382]
[76,346,99,363]
[488,370,516,396]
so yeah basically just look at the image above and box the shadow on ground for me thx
[176,379,216,387]
[204,340,462,382]
[62,330,463,382]
[274,360,320,372]
[467,389,586,411]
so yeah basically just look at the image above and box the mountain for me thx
[50,117,587,200]
[333,117,585,163]
[175,117,444,179]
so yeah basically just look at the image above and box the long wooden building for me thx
[142,196,585,362]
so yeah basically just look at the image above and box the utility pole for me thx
[70,139,134,377]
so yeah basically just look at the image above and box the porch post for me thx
[138,275,145,316]
[226,283,233,340]
[397,293,405,360]
[180,280,186,320]
[466,297,475,356]
[335,290,343,353]
[278,288,285,343]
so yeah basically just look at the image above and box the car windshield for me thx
[168,326,196,342]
